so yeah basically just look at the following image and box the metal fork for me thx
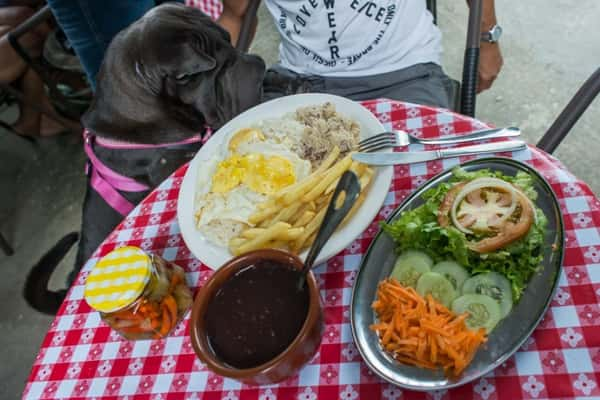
[358,127,520,152]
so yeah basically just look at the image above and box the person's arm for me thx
[467,0,503,92]
[218,0,257,47]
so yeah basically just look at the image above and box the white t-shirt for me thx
[263,0,442,77]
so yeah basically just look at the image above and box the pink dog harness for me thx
[83,130,202,216]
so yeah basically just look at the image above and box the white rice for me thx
[252,115,305,155]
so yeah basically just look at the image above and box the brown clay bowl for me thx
[189,249,323,385]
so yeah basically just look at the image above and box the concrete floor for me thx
[1,1,598,398]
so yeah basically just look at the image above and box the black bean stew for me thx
[204,260,309,369]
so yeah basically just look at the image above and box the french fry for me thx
[287,201,318,225]
[241,228,265,239]
[248,204,280,225]
[339,167,374,226]
[242,227,304,240]
[292,210,316,228]
[302,155,352,202]
[341,189,368,226]
[229,151,373,257]
[324,177,341,196]
[312,146,341,174]
[303,232,317,251]
[280,147,341,205]
[323,161,371,196]
[269,240,289,250]
[260,202,303,228]
[350,160,368,177]
[292,207,327,252]
[359,167,374,189]
[228,237,246,249]
[257,197,278,210]
[281,173,321,206]
[231,222,292,256]
[315,193,333,207]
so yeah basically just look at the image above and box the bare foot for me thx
[39,114,83,137]
[12,113,81,137]
[39,114,67,137]
[11,118,40,137]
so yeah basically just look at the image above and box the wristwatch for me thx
[481,24,502,43]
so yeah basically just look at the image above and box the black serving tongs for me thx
[297,170,362,290]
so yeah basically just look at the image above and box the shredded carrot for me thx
[370,278,487,377]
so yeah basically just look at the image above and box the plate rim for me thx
[350,156,565,391]
[177,93,393,269]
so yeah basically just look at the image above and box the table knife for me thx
[352,140,527,166]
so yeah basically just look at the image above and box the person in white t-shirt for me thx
[219,0,503,109]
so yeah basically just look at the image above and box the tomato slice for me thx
[456,189,514,233]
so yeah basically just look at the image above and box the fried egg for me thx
[195,127,311,246]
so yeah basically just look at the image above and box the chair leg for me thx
[236,0,261,53]
[0,83,74,133]
[0,231,14,256]
[537,68,600,154]
[426,0,437,25]
[459,0,482,117]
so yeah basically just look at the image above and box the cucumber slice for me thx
[461,272,513,318]
[416,272,457,307]
[431,261,470,291]
[452,294,502,333]
[390,250,433,288]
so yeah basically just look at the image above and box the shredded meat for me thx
[295,102,360,167]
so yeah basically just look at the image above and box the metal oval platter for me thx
[351,157,564,391]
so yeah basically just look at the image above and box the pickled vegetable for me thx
[101,258,192,340]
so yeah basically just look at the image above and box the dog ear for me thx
[170,52,216,85]
[82,37,204,144]
[82,3,237,143]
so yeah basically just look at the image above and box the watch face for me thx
[490,25,503,42]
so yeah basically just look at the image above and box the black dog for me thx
[24,3,265,314]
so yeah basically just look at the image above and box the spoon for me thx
[297,170,362,290]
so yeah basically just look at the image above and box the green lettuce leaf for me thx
[381,167,547,300]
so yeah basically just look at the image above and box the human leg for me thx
[0,6,47,84]
[263,63,452,109]
[45,0,155,89]
[12,67,82,136]
[323,63,453,109]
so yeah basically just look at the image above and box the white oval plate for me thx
[177,93,393,270]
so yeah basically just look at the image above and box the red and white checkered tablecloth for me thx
[23,2,600,398]
[22,99,600,399]
[185,0,222,20]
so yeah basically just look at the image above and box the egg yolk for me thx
[211,153,296,194]
[228,128,265,152]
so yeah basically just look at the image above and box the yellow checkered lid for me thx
[84,246,152,313]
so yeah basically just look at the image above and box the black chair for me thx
[0,6,90,140]
[427,0,483,117]
[537,68,600,154]
[0,6,92,256]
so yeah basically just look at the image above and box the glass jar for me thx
[84,246,193,340]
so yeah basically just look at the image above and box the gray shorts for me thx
[263,62,453,109]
